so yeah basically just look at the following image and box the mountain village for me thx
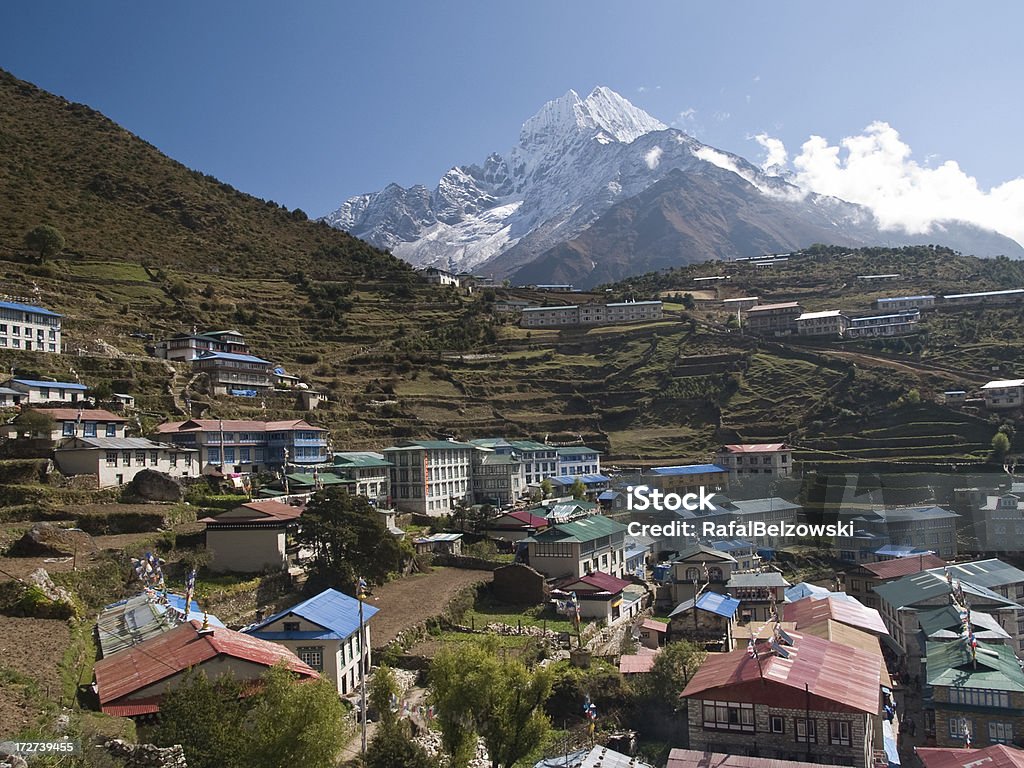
[2,63,1024,768]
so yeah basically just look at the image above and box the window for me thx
[829,720,850,746]
[701,700,755,733]
[105,451,118,467]
[948,688,1011,708]
[796,718,817,743]
[770,716,784,734]
[150,451,159,466]
[135,451,146,465]
[949,718,972,740]
[989,722,1013,744]
[122,451,132,466]
[62,422,75,437]
[240,447,251,463]
[106,423,117,437]
[283,621,300,632]
[83,422,97,438]
[297,646,323,672]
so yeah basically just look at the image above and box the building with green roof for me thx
[382,440,474,516]
[524,514,627,580]
[924,639,1024,748]
[331,451,391,505]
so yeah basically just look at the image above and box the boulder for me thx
[129,470,183,502]
[7,522,96,557]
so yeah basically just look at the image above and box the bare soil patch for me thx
[0,616,71,735]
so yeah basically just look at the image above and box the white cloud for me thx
[714,110,731,122]
[678,107,697,122]
[753,133,788,175]
[644,146,663,170]
[763,121,1024,246]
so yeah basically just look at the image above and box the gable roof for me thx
[783,595,888,637]
[797,619,891,687]
[667,749,853,768]
[36,408,127,422]
[726,571,790,589]
[194,351,271,364]
[96,592,225,657]
[917,605,1010,640]
[12,379,87,390]
[648,464,728,476]
[203,501,302,525]
[0,299,61,317]
[926,640,1024,693]
[873,570,1023,610]
[682,631,881,715]
[931,559,1024,590]
[672,543,737,564]
[247,588,378,640]
[155,418,324,433]
[860,553,946,580]
[93,620,317,711]
[914,744,1024,768]
[527,514,626,543]
[558,571,631,595]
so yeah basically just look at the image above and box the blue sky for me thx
[2,1,1023,240]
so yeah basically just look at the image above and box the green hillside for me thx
[0,69,1017,467]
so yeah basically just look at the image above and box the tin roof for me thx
[914,744,1024,768]
[619,651,659,675]
[682,631,881,714]
[558,571,631,595]
[917,605,1009,639]
[721,443,788,453]
[860,553,946,580]
[96,592,225,657]
[0,299,61,317]
[528,515,626,544]
[932,559,1024,589]
[36,408,127,422]
[873,570,1023,610]
[247,588,378,641]
[12,379,87,389]
[726,571,790,588]
[648,464,728,476]
[155,418,324,433]
[204,501,302,525]
[926,640,1024,692]
[783,595,888,637]
[797,619,891,686]
[94,620,317,709]
[667,748,852,768]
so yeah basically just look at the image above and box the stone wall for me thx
[492,563,548,604]
[104,740,187,768]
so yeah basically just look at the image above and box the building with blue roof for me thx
[555,446,602,477]
[667,590,740,650]
[0,300,62,354]
[645,463,730,499]
[4,378,87,404]
[245,588,378,695]
[193,350,274,395]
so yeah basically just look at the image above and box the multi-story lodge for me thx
[192,351,273,395]
[795,310,849,337]
[470,448,526,506]
[716,443,793,478]
[980,379,1024,411]
[1,378,88,404]
[330,452,391,506]
[681,631,883,767]
[382,440,474,516]
[469,438,559,485]
[836,505,960,562]
[842,553,947,611]
[55,437,197,487]
[0,300,62,353]
[524,515,627,580]
[644,464,730,496]
[154,418,328,474]
[519,300,663,328]
[556,445,602,477]
[742,301,802,335]
[153,329,249,362]
[924,640,1024,748]
[872,295,936,312]
[844,309,920,338]
[3,408,127,443]
[954,490,1024,552]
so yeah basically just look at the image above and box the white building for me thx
[873,295,936,311]
[420,267,460,287]
[246,588,377,696]
[520,301,663,328]
[981,379,1024,411]
[382,440,474,516]
[556,446,602,477]
[2,379,87,404]
[796,309,849,337]
[54,437,197,487]
[3,408,128,443]
[716,443,793,478]
[153,330,249,362]
[844,310,920,338]
[0,300,62,353]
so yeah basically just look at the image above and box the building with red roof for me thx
[681,630,882,768]
[667,749,858,768]
[482,508,549,542]
[201,500,303,573]
[915,744,1024,768]
[842,552,946,610]
[783,594,890,638]
[92,620,318,717]
[154,418,328,474]
[553,571,639,625]
[716,443,793,479]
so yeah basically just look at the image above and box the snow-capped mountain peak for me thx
[516,86,666,150]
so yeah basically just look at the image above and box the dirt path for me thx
[366,567,492,648]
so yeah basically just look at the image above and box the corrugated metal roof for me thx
[648,464,728,476]
[12,379,86,389]
[721,443,788,453]
[861,554,946,580]
[797,619,891,687]
[914,744,1024,768]
[529,515,626,543]
[332,452,391,468]
[783,595,888,637]
[97,592,225,657]
[194,351,271,364]
[558,571,631,595]
[926,640,1024,692]
[579,746,654,768]
[36,408,127,422]
[874,570,1022,610]
[0,300,61,316]
[696,591,740,618]
[619,653,659,674]
[682,631,881,714]
[667,748,852,768]
[64,437,179,450]
[917,605,1009,639]
[247,588,378,641]
[726,571,790,588]
[930,559,1024,589]
[94,621,317,708]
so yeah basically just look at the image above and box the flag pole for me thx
[358,576,368,755]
